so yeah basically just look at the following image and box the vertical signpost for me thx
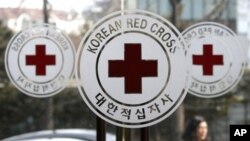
[5,27,75,98]
[116,1,132,140]
[43,0,54,129]
[182,22,246,141]
[5,0,75,136]
[97,116,106,141]
[182,22,246,98]
[76,10,188,141]
[140,127,149,141]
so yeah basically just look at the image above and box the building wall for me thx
[126,0,236,21]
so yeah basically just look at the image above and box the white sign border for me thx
[5,24,76,98]
[182,22,246,98]
[76,10,189,128]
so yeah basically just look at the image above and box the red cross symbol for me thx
[26,45,56,76]
[192,44,223,76]
[109,43,158,94]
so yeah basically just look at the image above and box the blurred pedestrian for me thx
[182,115,208,141]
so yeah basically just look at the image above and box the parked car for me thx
[2,129,116,141]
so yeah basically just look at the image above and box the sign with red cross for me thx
[76,10,188,128]
[182,22,246,98]
[5,24,75,97]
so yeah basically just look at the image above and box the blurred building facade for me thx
[0,8,85,35]
[125,0,237,30]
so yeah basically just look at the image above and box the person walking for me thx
[182,116,208,141]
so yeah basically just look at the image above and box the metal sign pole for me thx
[115,1,133,141]
[43,0,54,130]
[140,127,149,141]
[97,116,106,141]
[116,127,131,141]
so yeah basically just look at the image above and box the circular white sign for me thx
[182,22,246,98]
[76,10,188,128]
[5,24,75,97]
